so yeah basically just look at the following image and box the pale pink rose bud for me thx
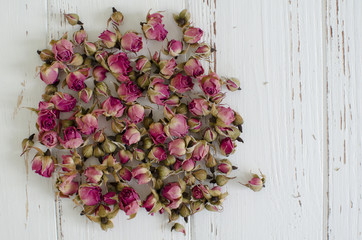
[40,62,63,85]
[121,32,143,52]
[118,149,133,164]
[142,19,168,41]
[182,159,195,171]
[188,118,202,132]
[84,41,97,56]
[79,185,102,206]
[167,40,183,57]
[183,27,203,44]
[199,72,221,96]
[118,187,141,216]
[147,78,170,105]
[159,58,177,78]
[133,148,145,161]
[128,104,145,124]
[95,50,108,63]
[188,98,210,116]
[192,140,210,161]
[205,153,217,168]
[192,185,205,199]
[164,94,180,106]
[132,165,152,184]
[122,127,141,145]
[99,30,117,48]
[135,56,151,73]
[57,174,78,197]
[92,130,104,144]
[168,138,186,157]
[184,58,204,78]
[84,167,103,183]
[79,87,93,103]
[225,77,241,91]
[107,52,132,82]
[76,114,98,135]
[165,114,189,138]
[162,182,182,209]
[216,106,235,126]
[39,131,58,148]
[217,159,233,175]
[195,43,211,57]
[66,71,87,91]
[148,146,167,162]
[110,8,124,25]
[149,122,167,144]
[243,172,266,192]
[119,167,132,181]
[73,28,87,44]
[101,96,125,117]
[52,39,74,62]
[143,193,157,212]
[93,66,108,82]
[50,92,76,112]
[171,223,186,235]
[64,13,81,26]
[32,154,55,178]
[38,101,55,110]
[170,73,194,93]
[117,80,142,102]
[220,137,236,156]
[59,126,84,149]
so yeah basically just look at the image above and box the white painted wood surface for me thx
[0,0,360,239]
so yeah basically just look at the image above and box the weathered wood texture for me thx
[0,0,361,239]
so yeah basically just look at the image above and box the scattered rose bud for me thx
[121,32,143,52]
[39,131,58,148]
[32,154,55,178]
[84,167,103,184]
[183,27,203,44]
[122,127,141,146]
[59,126,84,149]
[64,13,81,26]
[79,185,102,206]
[184,58,204,78]
[219,137,236,156]
[93,66,108,82]
[199,72,221,96]
[149,122,167,144]
[188,98,210,116]
[99,30,117,48]
[188,118,202,133]
[242,171,266,192]
[101,96,125,117]
[127,104,145,124]
[167,40,183,57]
[217,159,233,175]
[195,42,211,58]
[118,187,141,216]
[76,114,98,135]
[52,39,74,62]
[117,80,142,102]
[170,73,194,93]
[148,146,167,162]
[162,182,182,209]
[168,138,186,157]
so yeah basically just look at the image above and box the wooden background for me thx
[1,0,361,239]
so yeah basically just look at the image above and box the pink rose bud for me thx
[84,167,103,183]
[122,127,141,145]
[59,126,84,149]
[107,52,132,82]
[188,98,210,116]
[135,56,151,73]
[64,13,81,26]
[159,58,177,78]
[32,155,55,178]
[99,30,117,48]
[210,92,226,104]
[57,174,78,197]
[184,58,204,78]
[76,114,98,135]
[37,109,57,132]
[203,127,217,142]
[65,71,87,91]
[217,159,233,174]
[79,87,93,103]
[103,191,118,205]
[101,96,125,117]
[225,77,241,92]
[79,185,102,206]
[40,62,63,85]
[147,78,170,105]
[192,140,210,161]
[183,27,203,44]
[170,73,194,93]
[173,159,182,170]
[192,185,205,199]
[39,131,58,148]
[117,80,142,102]
[93,66,108,82]
[165,114,189,138]
[142,12,168,41]
[52,39,74,62]
[167,40,183,57]
[118,187,141,216]
[128,104,145,124]
[148,146,167,162]
[50,92,77,112]
[188,118,202,132]
[84,41,97,56]
[168,138,186,157]
[195,43,211,57]
[73,28,87,44]
[162,182,182,209]
[119,167,132,181]
[216,106,235,126]
[243,172,266,192]
[149,122,167,144]
[220,137,235,156]
[199,72,221,96]
[143,193,157,212]
[147,12,164,23]
[132,164,152,184]
[121,32,143,52]
[182,159,195,171]
[38,101,54,110]
[118,149,133,164]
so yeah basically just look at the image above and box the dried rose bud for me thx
[210,92,226,104]
[112,118,126,134]
[159,59,176,79]
[188,118,202,133]
[143,192,158,213]
[128,104,145,124]
[101,96,125,118]
[180,204,191,218]
[188,98,210,116]
[79,185,102,206]
[171,223,186,235]
[195,43,211,58]
[233,111,244,126]
[84,167,103,183]
[69,53,83,66]
[162,182,182,209]
[213,106,235,126]
[102,137,117,154]
[173,9,191,27]
[225,77,241,92]
[215,175,235,186]
[142,12,168,41]
[184,58,204,78]
[205,153,217,168]
[50,92,76,112]
[132,164,152,184]
[59,126,84,149]
[119,167,132,181]
[157,165,171,179]
[133,148,145,161]
[76,114,98,135]
[93,66,108,82]
[52,39,74,62]
[191,185,204,200]
[82,144,94,158]
[167,40,183,57]
[149,122,167,144]
[122,127,141,146]
[84,41,97,56]
[118,149,133,164]
[99,30,117,48]
[21,134,34,155]
[148,146,167,162]
[217,159,233,175]
[40,62,63,85]
[57,174,78,197]
[64,13,81,26]
[38,49,55,62]
[117,81,142,102]
[176,103,188,115]
[220,137,236,156]
[191,140,209,161]
[73,28,87,45]
[168,138,186,157]
[183,27,203,44]
[142,137,153,150]
[163,155,176,166]
[170,73,194,93]
[203,127,217,142]
[93,145,105,158]
[109,8,124,25]
[181,159,195,172]
[65,70,87,92]
[164,95,180,106]
[95,81,109,97]
[243,172,266,192]
[32,154,55,178]
[136,56,151,73]
[183,173,196,185]
[121,32,143,52]
[44,85,57,96]
[199,72,221,96]
[192,169,207,181]
[118,187,141,216]
[190,201,204,214]
[147,77,170,105]
[164,114,189,138]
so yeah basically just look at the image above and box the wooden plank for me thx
[191,0,325,239]
[0,0,58,239]
[326,0,362,239]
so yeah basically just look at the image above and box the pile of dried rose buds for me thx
[21,8,248,234]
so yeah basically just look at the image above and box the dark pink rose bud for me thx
[168,138,186,157]
[159,58,177,78]
[182,159,195,171]
[40,62,63,85]
[217,159,233,174]
[188,118,202,132]
[117,80,142,102]
[148,146,167,162]
[93,66,108,82]
[79,87,93,103]
[84,167,103,183]
[184,58,204,78]
[79,185,102,206]
[135,56,151,73]
[99,30,117,48]
[192,185,204,199]
[32,155,55,178]
[127,104,145,124]
[147,78,170,105]
[76,114,98,135]
[39,131,58,148]
[121,32,143,52]
[167,40,183,57]
[220,137,235,156]
[191,140,209,161]
[118,149,133,164]
[173,159,182,170]
[57,174,78,197]
[52,39,74,62]
[50,92,77,112]
[199,72,221,96]
[188,98,210,116]
[73,28,87,44]
[132,164,152,184]
[162,182,182,209]
[59,126,84,149]
[143,193,157,212]
[183,27,203,44]
[103,191,118,205]
[118,187,141,216]
[164,114,189,138]
[38,101,54,110]
[107,52,132,82]
[122,127,141,145]
[101,96,125,117]
[37,109,57,131]
[66,71,87,91]
[119,167,132,181]
[216,106,235,126]
[170,73,194,93]
[149,122,167,144]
